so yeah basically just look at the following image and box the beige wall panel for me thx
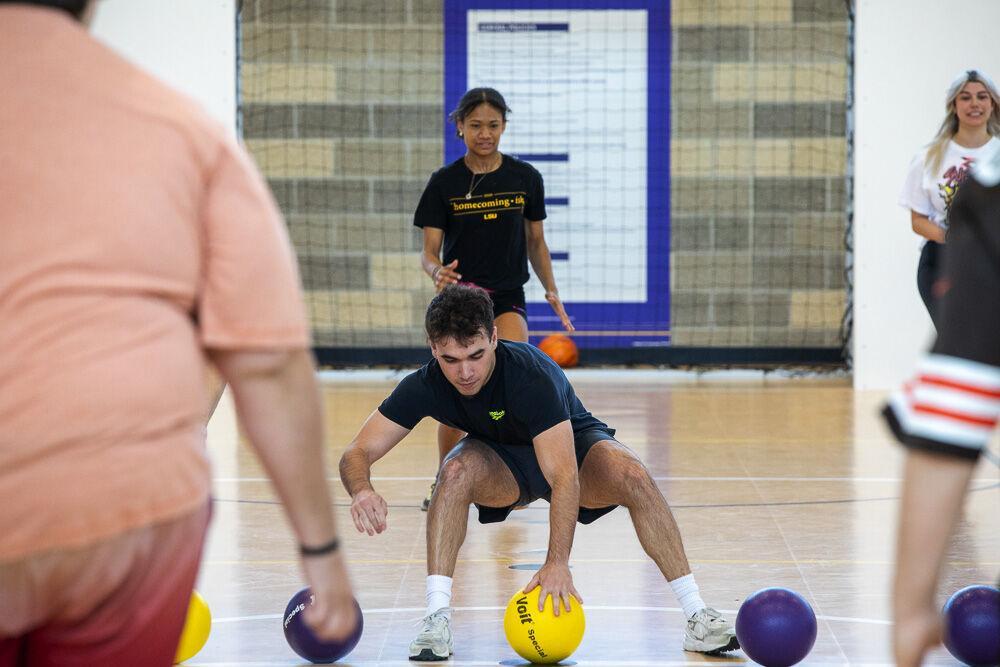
[793,62,847,101]
[671,139,751,178]
[340,217,419,253]
[792,212,844,250]
[671,63,718,102]
[672,139,841,178]
[672,0,792,26]
[674,138,846,178]
[296,25,368,62]
[754,23,849,61]
[287,215,327,255]
[311,328,428,348]
[288,215,418,254]
[372,25,443,55]
[671,102,752,138]
[671,251,753,289]
[242,63,337,103]
[336,68,441,103]
[336,139,411,178]
[753,138,794,176]
[789,289,844,328]
[714,63,847,102]
[672,178,752,213]
[368,252,428,290]
[790,137,846,177]
[241,22,294,60]
[410,286,437,327]
[243,24,368,63]
[246,139,336,178]
[306,290,414,330]
[750,325,840,345]
[411,141,446,175]
[671,326,752,346]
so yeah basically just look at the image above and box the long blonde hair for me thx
[925,69,1000,175]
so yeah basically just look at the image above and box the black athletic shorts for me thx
[457,283,527,320]
[487,286,527,320]
[472,427,619,525]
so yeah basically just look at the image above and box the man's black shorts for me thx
[471,427,619,525]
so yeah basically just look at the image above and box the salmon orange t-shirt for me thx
[0,6,310,560]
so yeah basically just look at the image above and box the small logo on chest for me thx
[489,410,505,421]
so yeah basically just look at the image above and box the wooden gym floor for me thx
[190,374,998,666]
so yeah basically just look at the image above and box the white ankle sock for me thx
[426,575,453,618]
[669,573,706,618]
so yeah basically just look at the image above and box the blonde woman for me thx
[899,69,1000,328]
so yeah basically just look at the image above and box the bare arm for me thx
[910,210,947,244]
[523,419,582,615]
[525,219,574,331]
[339,409,410,495]
[893,449,976,667]
[209,347,356,641]
[421,227,461,290]
[339,409,411,535]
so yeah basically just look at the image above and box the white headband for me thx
[946,69,1000,105]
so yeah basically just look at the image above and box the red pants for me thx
[0,503,210,667]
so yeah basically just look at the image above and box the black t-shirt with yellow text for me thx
[413,155,546,291]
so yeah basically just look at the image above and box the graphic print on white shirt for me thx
[899,136,1000,229]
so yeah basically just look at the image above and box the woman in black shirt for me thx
[414,87,573,507]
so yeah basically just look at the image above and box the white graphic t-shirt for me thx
[899,136,1000,230]
[973,139,1000,186]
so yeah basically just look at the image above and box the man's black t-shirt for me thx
[378,341,607,449]
[413,155,546,291]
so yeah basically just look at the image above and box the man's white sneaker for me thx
[409,608,453,661]
[683,607,739,654]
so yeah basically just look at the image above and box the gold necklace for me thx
[465,154,501,199]
[466,172,487,199]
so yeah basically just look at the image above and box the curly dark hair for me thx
[425,284,495,346]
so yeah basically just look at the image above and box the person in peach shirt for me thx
[0,2,355,664]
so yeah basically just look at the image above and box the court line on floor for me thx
[317,368,850,383]
[213,480,1000,510]
[213,475,999,483]
[192,662,893,667]
[205,557,999,567]
[212,605,890,627]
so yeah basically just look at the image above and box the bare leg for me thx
[427,423,466,511]
[579,441,737,654]
[436,423,465,464]
[495,311,528,342]
[893,450,974,667]
[578,440,691,581]
[427,439,520,576]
